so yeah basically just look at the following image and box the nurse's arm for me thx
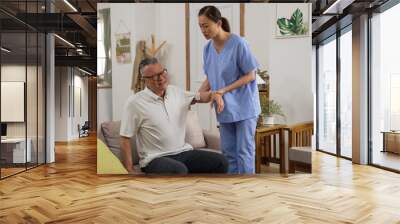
[192,91,212,104]
[217,70,256,95]
[198,79,211,92]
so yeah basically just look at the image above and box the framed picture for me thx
[115,32,132,64]
[275,4,311,38]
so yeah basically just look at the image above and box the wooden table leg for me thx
[265,136,270,166]
[255,134,261,174]
[279,128,286,174]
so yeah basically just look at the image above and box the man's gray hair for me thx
[139,57,158,75]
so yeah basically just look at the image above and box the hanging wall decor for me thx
[276,4,311,38]
[115,32,132,64]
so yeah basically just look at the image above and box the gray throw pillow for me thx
[185,110,206,148]
[101,121,139,165]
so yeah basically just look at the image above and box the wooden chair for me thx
[285,122,313,173]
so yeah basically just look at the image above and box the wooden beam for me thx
[185,3,190,91]
[240,3,245,37]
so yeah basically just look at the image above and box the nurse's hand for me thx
[210,91,224,113]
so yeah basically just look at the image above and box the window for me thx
[370,2,400,171]
[340,28,352,158]
[318,36,337,155]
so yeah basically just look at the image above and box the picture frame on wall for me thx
[275,4,311,38]
[115,32,132,64]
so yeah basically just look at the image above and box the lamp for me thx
[54,34,75,48]
[63,0,78,12]
[78,67,93,76]
[1,47,11,53]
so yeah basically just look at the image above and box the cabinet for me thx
[1,138,32,164]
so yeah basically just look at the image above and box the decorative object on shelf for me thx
[131,35,167,93]
[276,4,311,38]
[256,69,270,127]
[131,40,149,92]
[261,100,285,125]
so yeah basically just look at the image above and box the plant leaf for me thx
[278,8,308,36]
[277,18,291,35]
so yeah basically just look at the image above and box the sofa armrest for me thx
[203,129,221,151]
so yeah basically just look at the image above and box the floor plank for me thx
[0,135,399,223]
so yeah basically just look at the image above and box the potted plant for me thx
[260,100,285,125]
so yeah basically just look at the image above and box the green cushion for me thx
[97,139,128,174]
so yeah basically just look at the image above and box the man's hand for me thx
[127,166,136,174]
[210,91,225,113]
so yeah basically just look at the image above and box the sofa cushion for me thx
[101,121,140,165]
[289,147,311,164]
[185,110,206,148]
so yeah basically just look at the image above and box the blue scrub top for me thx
[203,33,261,123]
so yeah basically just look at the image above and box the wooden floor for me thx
[1,135,400,223]
[373,151,400,171]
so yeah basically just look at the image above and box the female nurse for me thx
[197,5,261,174]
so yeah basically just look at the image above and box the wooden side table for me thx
[382,131,400,154]
[255,124,287,174]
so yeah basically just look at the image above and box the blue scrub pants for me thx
[219,117,258,174]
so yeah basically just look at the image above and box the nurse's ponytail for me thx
[220,17,231,33]
[198,5,231,33]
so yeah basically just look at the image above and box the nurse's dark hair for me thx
[139,57,158,75]
[198,5,230,33]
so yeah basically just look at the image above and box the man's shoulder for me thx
[167,85,184,94]
[124,91,147,107]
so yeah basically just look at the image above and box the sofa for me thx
[98,111,221,174]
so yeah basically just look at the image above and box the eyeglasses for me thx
[142,69,168,81]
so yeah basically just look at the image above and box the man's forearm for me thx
[120,137,133,172]
[191,91,213,104]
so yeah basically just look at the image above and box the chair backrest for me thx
[82,121,90,129]
[285,122,314,148]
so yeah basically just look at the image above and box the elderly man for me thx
[120,58,228,174]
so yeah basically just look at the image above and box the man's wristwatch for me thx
[195,92,201,101]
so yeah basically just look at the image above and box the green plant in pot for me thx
[260,100,285,125]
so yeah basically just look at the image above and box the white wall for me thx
[97,88,113,131]
[97,3,113,130]
[105,3,185,121]
[156,4,186,89]
[54,67,89,141]
[246,3,313,125]
[102,3,313,125]
[55,67,69,141]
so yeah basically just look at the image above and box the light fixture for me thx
[54,34,75,48]
[63,0,78,12]
[322,0,354,15]
[1,47,11,53]
[78,67,93,76]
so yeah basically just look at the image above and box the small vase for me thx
[257,115,263,127]
[264,116,275,125]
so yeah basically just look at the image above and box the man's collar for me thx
[143,86,169,101]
